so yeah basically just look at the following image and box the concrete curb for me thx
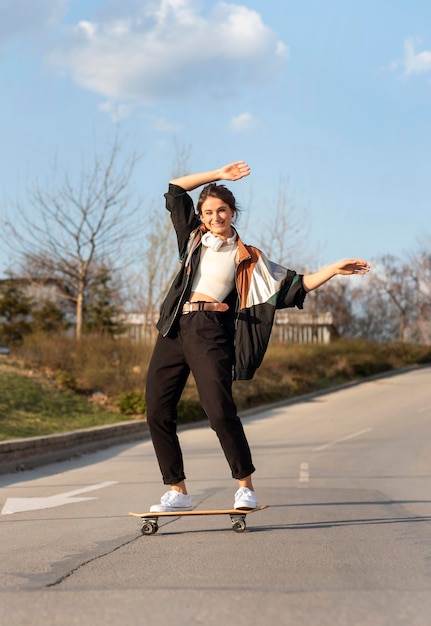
[0,420,150,475]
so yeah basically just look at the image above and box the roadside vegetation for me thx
[1,335,430,441]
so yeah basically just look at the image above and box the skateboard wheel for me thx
[232,519,246,533]
[141,520,158,535]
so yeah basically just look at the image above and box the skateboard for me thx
[129,505,268,535]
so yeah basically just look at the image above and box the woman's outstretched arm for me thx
[170,161,250,191]
[303,259,371,292]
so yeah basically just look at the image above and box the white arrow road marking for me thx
[1,481,118,515]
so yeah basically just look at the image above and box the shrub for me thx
[54,370,79,392]
[115,391,146,416]
[14,333,153,396]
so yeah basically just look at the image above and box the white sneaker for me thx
[234,487,258,510]
[150,490,192,513]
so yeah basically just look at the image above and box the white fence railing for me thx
[123,310,336,345]
[272,310,335,344]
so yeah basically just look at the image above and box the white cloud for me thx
[229,112,258,133]
[395,37,431,75]
[47,0,288,108]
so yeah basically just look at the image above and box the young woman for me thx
[146,161,370,512]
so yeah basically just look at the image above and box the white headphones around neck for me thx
[201,231,237,251]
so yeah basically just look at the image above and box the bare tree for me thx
[409,244,431,344]
[349,254,416,343]
[171,138,192,180]
[125,206,178,341]
[124,141,191,341]
[349,279,395,342]
[307,277,355,336]
[372,254,417,342]
[256,175,311,267]
[4,132,142,340]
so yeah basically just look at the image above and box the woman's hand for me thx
[218,161,251,181]
[333,259,371,275]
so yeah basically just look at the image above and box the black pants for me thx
[145,311,255,485]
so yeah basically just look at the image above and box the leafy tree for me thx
[31,299,70,334]
[0,279,33,344]
[84,265,124,337]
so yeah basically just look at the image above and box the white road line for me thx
[313,428,373,452]
[298,462,310,485]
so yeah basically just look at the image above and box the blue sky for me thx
[1,0,431,278]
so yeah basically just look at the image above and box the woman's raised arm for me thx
[170,161,250,191]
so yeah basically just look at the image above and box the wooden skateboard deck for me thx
[129,505,268,534]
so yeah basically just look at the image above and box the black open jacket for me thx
[156,184,308,380]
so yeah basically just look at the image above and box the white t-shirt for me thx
[191,242,237,302]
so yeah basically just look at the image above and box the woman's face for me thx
[200,196,235,240]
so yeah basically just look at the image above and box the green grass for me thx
[1,338,430,441]
[0,369,133,441]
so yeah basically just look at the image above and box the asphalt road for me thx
[1,367,430,626]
